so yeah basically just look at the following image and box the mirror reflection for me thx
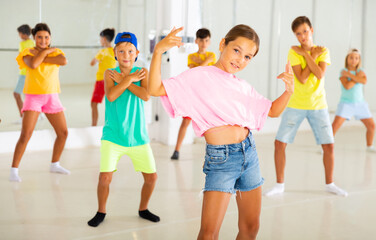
[1,0,375,133]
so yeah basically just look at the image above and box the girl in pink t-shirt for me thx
[149,25,294,239]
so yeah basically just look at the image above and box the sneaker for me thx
[367,146,376,153]
[50,162,71,175]
[325,183,348,197]
[170,150,179,160]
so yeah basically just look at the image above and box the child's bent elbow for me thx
[148,88,157,97]
[143,95,151,101]
[268,109,282,118]
[268,113,279,118]
[106,96,115,102]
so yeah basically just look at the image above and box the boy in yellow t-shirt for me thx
[170,28,216,160]
[90,28,116,126]
[14,24,35,118]
[264,16,348,197]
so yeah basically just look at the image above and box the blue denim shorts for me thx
[202,132,264,194]
[14,75,26,94]
[335,101,372,120]
[276,107,334,145]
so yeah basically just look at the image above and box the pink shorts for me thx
[91,80,105,103]
[22,94,65,114]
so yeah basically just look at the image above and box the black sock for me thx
[139,209,160,222]
[88,212,106,227]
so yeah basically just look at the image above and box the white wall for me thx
[363,0,376,109]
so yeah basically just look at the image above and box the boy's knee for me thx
[144,173,158,185]
[275,140,287,150]
[99,173,113,185]
[322,143,334,152]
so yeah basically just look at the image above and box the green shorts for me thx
[100,140,156,173]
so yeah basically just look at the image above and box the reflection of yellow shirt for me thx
[187,52,216,68]
[95,47,116,80]
[16,48,65,94]
[19,39,35,75]
[287,47,331,110]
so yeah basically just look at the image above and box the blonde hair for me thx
[345,48,361,70]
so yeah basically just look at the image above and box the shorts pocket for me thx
[206,147,228,164]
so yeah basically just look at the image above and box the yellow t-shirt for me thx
[19,39,35,75]
[16,48,65,94]
[95,47,116,80]
[188,52,216,68]
[287,47,331,110]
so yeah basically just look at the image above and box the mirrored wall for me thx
[0,0,375,132]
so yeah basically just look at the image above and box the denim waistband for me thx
[206,131,254,151]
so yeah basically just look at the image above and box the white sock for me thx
[9,167,22,182]
[50,162,70,175]
[366,146,376,153]
[263,183,285,196]
[325,183,348,197]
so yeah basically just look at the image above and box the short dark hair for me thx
[17,24,31,36]
[291,16,312,32]
[224,24,260,56]
[100,28,115,42]
[196,28,211,39]
[31,23,51,36]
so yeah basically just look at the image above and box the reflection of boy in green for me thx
[171,28,216,160]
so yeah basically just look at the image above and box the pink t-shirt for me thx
[160,66,272,137]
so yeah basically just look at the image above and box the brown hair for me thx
[291,16,312,32]
[196,28,211,39]
[100,28,115,42]
[31,23,51,36]
[224,24,260,56]
[17,24,31,35]
[345,48,361,70]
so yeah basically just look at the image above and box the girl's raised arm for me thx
[268,61,294,117]
[148,27,184,96]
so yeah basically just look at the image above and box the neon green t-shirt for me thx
[101,66,149,147]
[19,39,35,75]
[287,46,331,110]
